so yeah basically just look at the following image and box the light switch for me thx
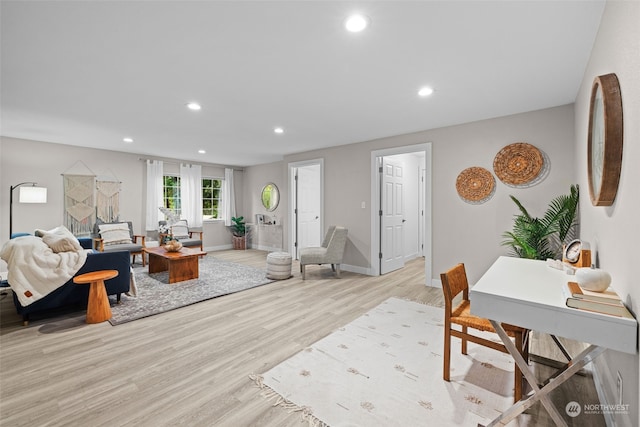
[361,201,366,209]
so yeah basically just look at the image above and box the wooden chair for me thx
[159,220,203,251]
[441,263,529,403]
[93,221,146,266]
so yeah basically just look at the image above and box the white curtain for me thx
[145,160,164,231]
[223,168,236,226]
[180,163,202,228]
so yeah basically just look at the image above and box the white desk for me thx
[470,256,637,426]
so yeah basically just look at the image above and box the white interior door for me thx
[419,167,426,257]
[380,157,405,274]
[295,163,321,258]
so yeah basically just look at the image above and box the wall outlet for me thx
[617,371,623,405]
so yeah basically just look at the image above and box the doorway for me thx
[379,156,406,274]
[289,159,323,259]
[370,144,432,285]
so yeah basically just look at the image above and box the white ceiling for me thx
[1,1,605,167]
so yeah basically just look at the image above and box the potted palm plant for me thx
[502,185,579,260]
[230,216,246,250]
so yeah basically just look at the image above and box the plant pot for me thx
[232,235,246,250]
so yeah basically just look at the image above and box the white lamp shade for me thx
[19,186,47,203]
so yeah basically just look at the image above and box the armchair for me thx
[300,226,348,280]
[93,221,146,266]
[159,220,203,251]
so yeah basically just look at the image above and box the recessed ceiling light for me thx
[274,127,284,134]
[198,149,206,154]
[345,14,369,33]
[418,87,434,97]
[186,102,202,111]
[123,137,133,143]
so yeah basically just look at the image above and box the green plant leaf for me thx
[502,185,579,260]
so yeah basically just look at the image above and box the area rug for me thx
[251,297,516,426]
[108,256,273,325]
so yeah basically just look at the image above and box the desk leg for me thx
[486,320,606,427]
[550,334,573,361]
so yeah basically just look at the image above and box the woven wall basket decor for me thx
[456,167,495,204]
[493,142,544,186]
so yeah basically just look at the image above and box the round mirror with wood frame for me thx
[587,73,623,206]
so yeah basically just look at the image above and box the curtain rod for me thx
[139,157,244,171]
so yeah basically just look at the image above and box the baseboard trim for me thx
[429,278,442,289]
[249,244,285,252]
[341,264,372,276]
[205,244,232,252]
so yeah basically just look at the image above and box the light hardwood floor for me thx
[0,250,604,426]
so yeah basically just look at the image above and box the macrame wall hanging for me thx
[96,171,121,223]
[63,174,96,236]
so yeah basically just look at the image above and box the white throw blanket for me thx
[0,236,89,306]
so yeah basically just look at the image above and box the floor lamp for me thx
[9,182,48,237]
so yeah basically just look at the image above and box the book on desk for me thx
[563,281,634,318]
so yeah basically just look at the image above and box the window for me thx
[163,175,181,217]
[162,175,223,220]
[202,178,222,220]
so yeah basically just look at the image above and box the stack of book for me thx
[563,281,634,318]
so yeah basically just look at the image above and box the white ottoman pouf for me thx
[267,252,292,280]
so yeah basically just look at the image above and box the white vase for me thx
[575,267,611,292]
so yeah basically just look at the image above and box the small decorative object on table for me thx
[562,239,591,268]
[164,239,183,252]
[575,267,612,292]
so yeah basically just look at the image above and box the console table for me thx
[470,256,637,426]
[246,224,283,252]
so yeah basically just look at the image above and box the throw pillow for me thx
[99,223,132,246]
[38,225,84,253]
[171,221,190,240]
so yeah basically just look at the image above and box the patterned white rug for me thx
[252,297,517,426]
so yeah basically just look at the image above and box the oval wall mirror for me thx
[261,183,280,212]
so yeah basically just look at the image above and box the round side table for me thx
[73,270,118,324]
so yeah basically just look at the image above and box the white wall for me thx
[241,161,285,227]
[278,104,575,284]
[0,137,245,260]
[574,1,640,425]
[2,105,576,288]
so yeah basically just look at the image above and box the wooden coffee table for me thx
[144,246,207,284]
